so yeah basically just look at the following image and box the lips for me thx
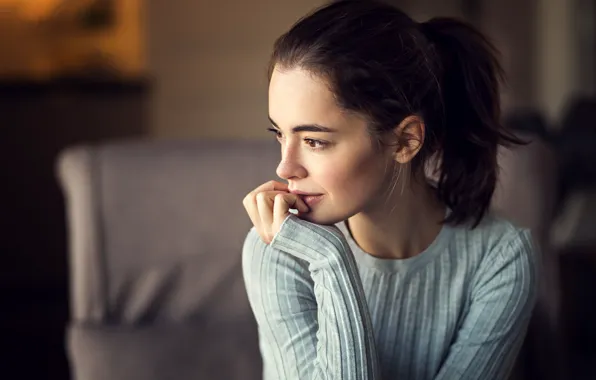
[289,190,324,209]
[301,194,324,207]
[289,190,322,196]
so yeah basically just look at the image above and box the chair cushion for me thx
[67,318,262,380]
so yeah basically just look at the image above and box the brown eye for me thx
[304,138,328,150]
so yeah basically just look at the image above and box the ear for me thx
[392,115,425,164]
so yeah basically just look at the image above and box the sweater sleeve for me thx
[241,214,380,380]
[434,229,539,379]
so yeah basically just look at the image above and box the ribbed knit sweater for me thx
[242,213,538,379]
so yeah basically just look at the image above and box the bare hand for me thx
[243,180,310,244]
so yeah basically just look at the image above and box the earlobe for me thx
[393,115,425,164]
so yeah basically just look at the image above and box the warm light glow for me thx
[20,0,62,21]
[0,0,58,21]
[0,0,95,22]
[0,0,145,78]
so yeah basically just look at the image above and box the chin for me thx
[296,208,350,226]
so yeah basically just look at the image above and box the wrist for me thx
[271,215,349,259]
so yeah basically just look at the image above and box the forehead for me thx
[268,67,342,127]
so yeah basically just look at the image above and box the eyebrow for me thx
[268,116,338,133]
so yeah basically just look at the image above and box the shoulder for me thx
[445,212,539,292]
[451,212,536,264]
[453,213,539,298]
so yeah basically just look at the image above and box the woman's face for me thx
[268,66,396,225]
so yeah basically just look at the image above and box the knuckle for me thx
[261,233,272,244]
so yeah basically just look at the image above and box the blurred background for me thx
[0,0,595,379]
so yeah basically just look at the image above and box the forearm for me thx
[243,215,380,379]
[272,215,379,379]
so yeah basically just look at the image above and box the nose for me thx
[276,144,307,180]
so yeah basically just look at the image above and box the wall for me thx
[482,0,537,112]
[536,0,579,123]
[147,0,587,139]
[396,0,537,112]
[147,0,325,139]
[535,0,596,124]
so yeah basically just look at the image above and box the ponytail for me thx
[419,18,525,227]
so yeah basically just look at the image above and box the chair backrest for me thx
[58,138,280,324]
[57,139,280,380]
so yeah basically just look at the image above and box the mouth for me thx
[289,190,324,209]
[300,194,324,208]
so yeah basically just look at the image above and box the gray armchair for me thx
[57,139,280,380]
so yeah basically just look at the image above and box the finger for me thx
[243,181,288,213]
[249,180,288,197]
[292,195,310,213]
[279,192,309,213]
[243,181,290,244]
[274,193,309,223]
[256,191,274,235]
[273,193,291,225]
[243,193,262,232]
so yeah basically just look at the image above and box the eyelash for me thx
[267,127,329,151]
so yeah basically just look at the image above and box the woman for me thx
[241,1,538,379]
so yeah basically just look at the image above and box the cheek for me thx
[322,151,389,204]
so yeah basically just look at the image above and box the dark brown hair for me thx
[268,0,524,228]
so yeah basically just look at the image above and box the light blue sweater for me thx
[242,212,538,379]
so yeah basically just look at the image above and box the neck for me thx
[346,177,446,260]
